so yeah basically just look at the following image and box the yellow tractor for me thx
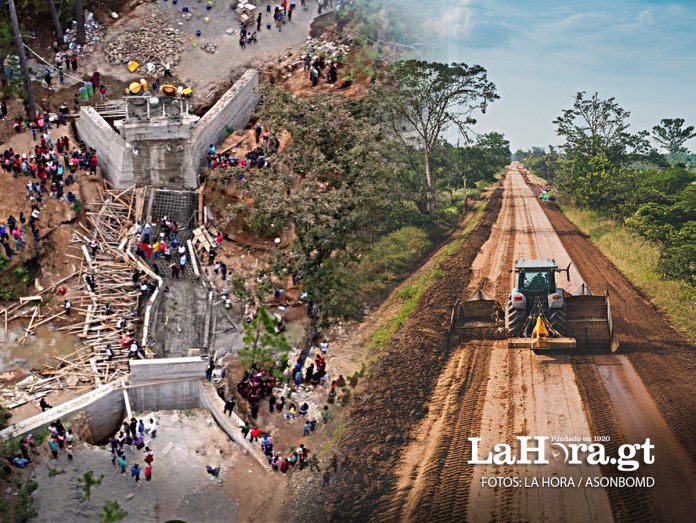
[450,259,617,351]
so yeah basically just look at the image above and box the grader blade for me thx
[565,286,617,352]
[449,290,505,345]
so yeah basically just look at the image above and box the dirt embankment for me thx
[301,188,503,522]
[541,203,696,468]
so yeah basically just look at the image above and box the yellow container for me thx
[128,82,142,95]
[161,84,177,96]
[127,60,140,73]
[182,87,193,98]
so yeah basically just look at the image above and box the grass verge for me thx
[366,198,490,355]
[561,204,696,341]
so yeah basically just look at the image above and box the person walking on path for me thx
[144,447,154,465]
[130,463,141,482]
[117,453,127,474]
[269,395,276,413]
[224,397,236,416]
[257,12,262,32]
[323,470,331,486]
[205,357,215,381]
[145,463,153,481]
[303,420,312,437]
[48,438,59,459]
[66,444,74,461]
[240,421,251,440]
[249,426,261,443]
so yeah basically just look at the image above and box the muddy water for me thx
[0,325,82,373]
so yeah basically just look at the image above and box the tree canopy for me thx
[385,60,499,212]
[652,118,696,154]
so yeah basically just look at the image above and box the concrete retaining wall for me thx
[199,381,269,469]
[0,381,124,444]
[127,357,205,412]
[191,69,261,173]
[76,107,128,186]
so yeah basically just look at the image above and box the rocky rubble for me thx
[103,18,185,75]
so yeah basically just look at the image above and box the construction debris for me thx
[0,184,162,408]
[104,19,185,74]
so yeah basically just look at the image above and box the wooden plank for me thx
[83,304,95,337]
[19,296,42,304]
[187,239,200,278]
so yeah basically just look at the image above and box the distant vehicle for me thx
[538,190,556,202]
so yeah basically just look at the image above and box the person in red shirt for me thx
[89,154,98,175]
[249,427,261,443]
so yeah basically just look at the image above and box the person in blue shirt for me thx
[130,463,141,482]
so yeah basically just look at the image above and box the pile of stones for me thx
[104,21,184,75]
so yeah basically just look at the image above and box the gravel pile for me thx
[104,20,185,75]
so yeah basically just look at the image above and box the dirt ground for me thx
[25,409,289,522]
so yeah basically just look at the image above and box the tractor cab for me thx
[516,260,559,296]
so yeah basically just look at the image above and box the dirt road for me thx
[321,164,696,523]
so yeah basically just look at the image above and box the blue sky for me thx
[413,0,696,151]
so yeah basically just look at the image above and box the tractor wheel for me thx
[506,298,526,337]
[548,307,567,336]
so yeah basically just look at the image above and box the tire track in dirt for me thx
[309,189,505,523]
[541,202,696,468]
[398,342,493,522]
[572,357,658,523]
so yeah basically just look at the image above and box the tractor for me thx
[450,259,616,351]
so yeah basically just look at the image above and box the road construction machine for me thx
[449,259,616,351]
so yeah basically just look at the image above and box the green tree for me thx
[652,118,696,154]
[7,0,36,119]
[75,0,86,45]
[553,92,648,209]
[79,471,103,502]
[238,307,291,378]
[385,60,499,212]
[46,0,63,43]
[100,500,128,523]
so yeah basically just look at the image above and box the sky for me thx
[411,0,696,151]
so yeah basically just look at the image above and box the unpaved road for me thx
[319,164,696,523]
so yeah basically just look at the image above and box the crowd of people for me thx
[204,122,279,176]
[0,109,97,263]
[108,417,159,482]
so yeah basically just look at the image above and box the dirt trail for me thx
[465,168,611,522]
[315,165,696,522]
